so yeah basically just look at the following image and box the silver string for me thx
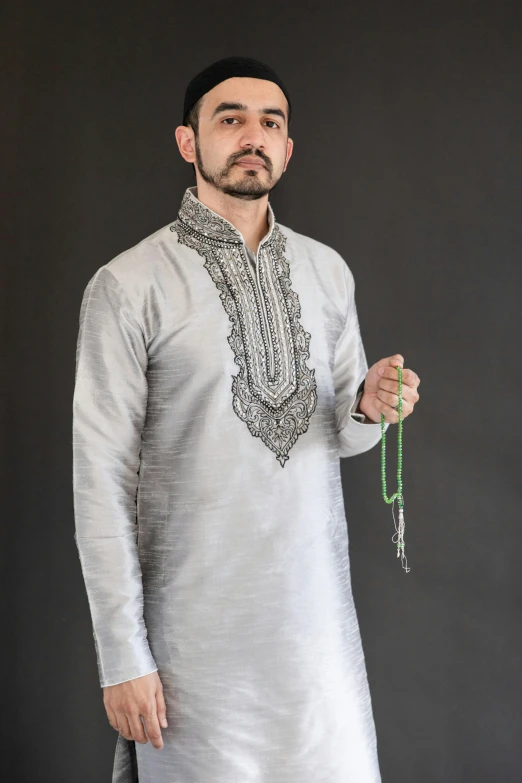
[391,496,410,573]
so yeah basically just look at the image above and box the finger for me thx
[127,709,149,744]
[141,707,165,750]
[376,391,412,418]
[372,396,400,423]
[377,389,413,416]
[378,379,419,404]
[155,686,168,729]
[379,367,419,394]
[380,367,417,387]
[105,703,119,731]
[117,713,132,741]
[404,369,421,388]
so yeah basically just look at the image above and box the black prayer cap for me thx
[182,56,292,127]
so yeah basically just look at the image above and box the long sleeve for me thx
[72,265,158,688]
[333,262,390,458]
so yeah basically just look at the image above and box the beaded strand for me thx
[381,365,410,573]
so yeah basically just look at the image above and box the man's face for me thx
[191,77,292,200]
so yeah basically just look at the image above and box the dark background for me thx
[2,1,521,780]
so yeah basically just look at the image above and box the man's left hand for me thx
[359,354,420,424]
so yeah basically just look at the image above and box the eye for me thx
[221,117,280,128]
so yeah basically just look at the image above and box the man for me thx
[72,56,420,783]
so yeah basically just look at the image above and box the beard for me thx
[194,136,279,201]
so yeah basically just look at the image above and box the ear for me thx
[175,125,196,164]
[283,136,294,172]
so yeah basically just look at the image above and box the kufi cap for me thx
[183,56,292,127]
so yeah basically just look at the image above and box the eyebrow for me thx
[210,101,287,124]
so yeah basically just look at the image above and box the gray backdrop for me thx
[2,0,521,780]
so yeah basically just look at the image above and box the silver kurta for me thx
[72,185,389,783]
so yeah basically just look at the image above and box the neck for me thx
[194,180,270,256]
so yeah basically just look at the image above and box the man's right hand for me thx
[103,671,168,750]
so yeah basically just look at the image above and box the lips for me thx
[235,159,265,168]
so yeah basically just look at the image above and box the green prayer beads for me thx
[381,365,410,572]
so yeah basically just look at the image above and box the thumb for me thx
[378,354,404,376]
[389,353,404,367]
[386,353,404,369]
[155,684,168,728]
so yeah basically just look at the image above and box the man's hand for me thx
[359,354,420,424]
[103,671,168,750]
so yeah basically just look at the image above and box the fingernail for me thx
[378,367,384,375]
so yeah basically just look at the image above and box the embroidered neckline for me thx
[175,185,277,247]
[171,186,318,467]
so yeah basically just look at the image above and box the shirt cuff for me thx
[349,379,368,422]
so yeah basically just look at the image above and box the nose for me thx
[237,117,267,153]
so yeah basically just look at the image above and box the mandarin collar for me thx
[176,185,277,247]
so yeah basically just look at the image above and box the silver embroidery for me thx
[171,188,318,466]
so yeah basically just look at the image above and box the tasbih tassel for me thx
[381,365,410,573]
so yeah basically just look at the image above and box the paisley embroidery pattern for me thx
[171,187,317,467]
